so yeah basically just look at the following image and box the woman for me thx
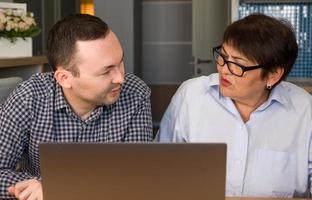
[156,13,312,198]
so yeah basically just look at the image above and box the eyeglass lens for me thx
[214,49,243,76]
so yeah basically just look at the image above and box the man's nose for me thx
[112,67,125,85]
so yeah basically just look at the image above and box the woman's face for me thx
[217,43,270,104]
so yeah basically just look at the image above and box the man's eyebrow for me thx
[100,52,124,71]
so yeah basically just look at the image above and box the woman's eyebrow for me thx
[222,46,248,62]
[119,52,124,64]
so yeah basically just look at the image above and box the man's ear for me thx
[267,67,284,87]
[54,67,73,89]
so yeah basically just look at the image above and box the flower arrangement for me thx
[0,8,40,43]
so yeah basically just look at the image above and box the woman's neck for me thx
[233,90,270,122]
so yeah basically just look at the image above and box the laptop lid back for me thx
[39,143,226,200]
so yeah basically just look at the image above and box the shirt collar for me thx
[258,82,293,111]
[54,80,108,121]
[54,82,68,111]
[204,73,220,91]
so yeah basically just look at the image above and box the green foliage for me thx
[0,26,40,43]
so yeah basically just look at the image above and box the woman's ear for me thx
[267,67,284,87]
[54,67,73,89]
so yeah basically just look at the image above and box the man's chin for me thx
[98,96,119,106]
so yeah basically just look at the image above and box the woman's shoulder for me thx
[280,81,311,96]
[279,81,312,105]
[177,73,219,96]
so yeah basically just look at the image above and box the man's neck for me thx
[62,89,96,120]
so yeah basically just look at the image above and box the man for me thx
[0,14,153,200]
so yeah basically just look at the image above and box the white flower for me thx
[24,17,35,26]
[12,9,24,17]
[0,12,5,23]
[4,9,12,16]
[5,16,11,22]
[5,21,13,31]
[18,21,27,31]
[0,8,40,43]
[13,17,20,23]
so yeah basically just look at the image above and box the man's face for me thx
[68,31,125,107]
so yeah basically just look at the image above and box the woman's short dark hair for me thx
[47,14,109,76]
[223,13,298,82]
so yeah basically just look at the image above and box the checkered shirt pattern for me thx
[0,72,153,199]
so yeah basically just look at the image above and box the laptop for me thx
[39,143,227,200]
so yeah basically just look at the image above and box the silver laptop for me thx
[39,143,226,200]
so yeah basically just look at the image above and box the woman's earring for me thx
[266,85,272,90]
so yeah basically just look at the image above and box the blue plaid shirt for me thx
[0,72,153,199]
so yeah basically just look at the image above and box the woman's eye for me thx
[101,71,109,75]
[221,53,228,59]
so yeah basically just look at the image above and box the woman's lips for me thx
[110,88,121,97]
[221,77,231,87]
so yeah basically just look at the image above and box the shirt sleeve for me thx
[0,92,35,199]
[124,93,153,142]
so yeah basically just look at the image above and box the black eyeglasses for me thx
[212,45,264,77]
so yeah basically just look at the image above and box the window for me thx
[239,1,312,77]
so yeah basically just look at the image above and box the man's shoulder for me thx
[122,73,151,98]
[13,72,56,100]
[1,72,56,116]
